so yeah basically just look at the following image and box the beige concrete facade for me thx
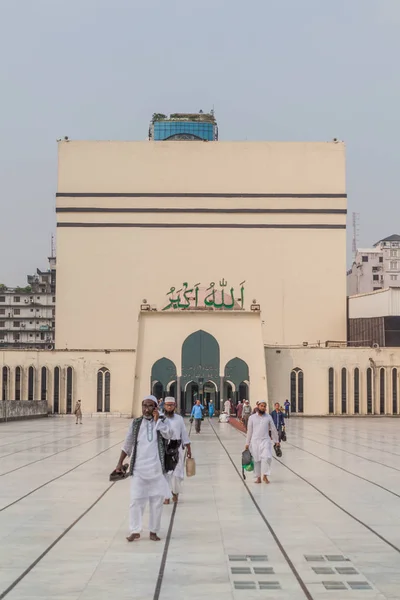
[266,345,400,415]
[55,140,347,352]
[1,139,359,417]
[0,350,135,416]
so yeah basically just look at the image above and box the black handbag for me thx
[164,439,181,472]
[274,444,283,458]
[281,428,287,442]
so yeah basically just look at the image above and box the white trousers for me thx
[129,495,164,534]
[254,458,272,478]
[166,472,182,495]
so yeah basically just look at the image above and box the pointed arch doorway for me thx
[224,357,250,409]
[151,357,177,403]
[181,330,220,414]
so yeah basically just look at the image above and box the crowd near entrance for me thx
[150,330,249,414]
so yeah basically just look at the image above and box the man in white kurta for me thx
[115,395,172,542]
[224,399,231,415]
[163,397,191,503]
[245,401,280,484]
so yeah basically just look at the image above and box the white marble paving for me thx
[1,416,400,599]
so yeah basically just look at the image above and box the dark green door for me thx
[181,330,220,414]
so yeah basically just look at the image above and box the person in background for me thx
[74,399,82,424]
[115,395,172,542]
[245,400,280,484]
[208,400,215,418]
[159,397,165,414]
[224,398,231,416]
[237,400,243,421]
[271,402,285,442]
[242,400,252,430]
[163,397,191,504]
[191,399,204,433]
[284,399,290,419]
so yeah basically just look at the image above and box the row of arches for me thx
[150,330,250,414]
[328,366,400,415]
[1,366,111,414]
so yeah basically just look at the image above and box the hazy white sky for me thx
[0,0,399,284]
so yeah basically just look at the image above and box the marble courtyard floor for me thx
[1,416,400,600]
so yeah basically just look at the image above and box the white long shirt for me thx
[164,413,190,479]
[246,413,279,462]
[165,413,190,445]
[122,417,172,498]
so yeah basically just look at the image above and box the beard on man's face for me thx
[164,407,175,415]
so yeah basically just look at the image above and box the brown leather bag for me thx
[186,457,196,477]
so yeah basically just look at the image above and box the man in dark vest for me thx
[270,402,285,442]
[115,395,172,542]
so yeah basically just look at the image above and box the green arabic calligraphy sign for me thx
[162,279,245,311]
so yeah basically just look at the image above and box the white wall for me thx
[266,346,400,415]
[349,287,400,318]
[0,350,136,416]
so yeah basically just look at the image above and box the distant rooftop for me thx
[374,234,400,246]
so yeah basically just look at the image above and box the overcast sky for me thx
[0,0,399,284]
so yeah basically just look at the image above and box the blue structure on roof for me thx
[149,111,218,141]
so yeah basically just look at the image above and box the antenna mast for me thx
[352,212,359,260]
[51,234,55,258]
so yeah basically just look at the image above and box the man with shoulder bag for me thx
[163,397,192,504]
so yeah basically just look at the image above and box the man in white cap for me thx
[245,400,280,484]
[163,397,192,504]
[115,395,172,542]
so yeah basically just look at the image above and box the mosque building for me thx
[1,113,400,419]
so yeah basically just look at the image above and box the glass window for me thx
[328,368,334,414]
[380,368,385,414]
[14,296,20,303]
[297,371,304,413]
[53,367,60,413]
[393,369,398,415]
[2,366,9,401]
[105,371,111,412]
[97,370,103,412]
[290,371,296,413]
[15,367,21,400]
[14,309,20,315]
[97,367,111,412]
[354,368,360,414]
[362,256,368,262]
[367,368,373,414]
[28,366,35,401]
[66,367,73,413]
[341,368,347,414]
[41,367,47,402]
[0,296,5,302]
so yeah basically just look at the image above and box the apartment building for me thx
[347,234,400,295]
[0,258,56,348]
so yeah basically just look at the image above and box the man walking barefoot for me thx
[163,397,191,504]
[245,401,280,484]
[115,395,172,542]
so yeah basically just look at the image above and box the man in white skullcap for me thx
[115,395,172,542]
[163,397,192,504]
[245,400,280,484]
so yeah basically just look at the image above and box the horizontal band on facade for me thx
[57,222,346,229]
[56,192,347,199]
[56,207,347,215]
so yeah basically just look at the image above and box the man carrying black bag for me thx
[163,397,191,504]
[271,403,285,443]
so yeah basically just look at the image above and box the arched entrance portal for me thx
[224,358,250,409]
[151,358,177,404]
[181,330,220,414]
